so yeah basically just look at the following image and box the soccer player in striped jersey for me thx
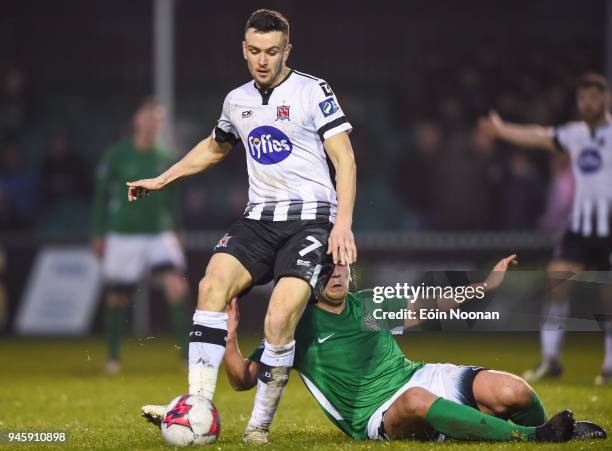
[142,257,606,442]
[479,73,612,384]
[126,9,357,444]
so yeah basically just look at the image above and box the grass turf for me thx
[0,333,610,450]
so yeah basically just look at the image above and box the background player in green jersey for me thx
[91,98,189,374]
[144,255,606,443]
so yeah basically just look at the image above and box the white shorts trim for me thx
[102,231,185,284]
[366,363,479,440]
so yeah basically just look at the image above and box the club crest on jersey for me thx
[214,233,231,250]
[319,98,339,117]
[577,148,602,174]
[247,126,293,165]
[276,105,290,121]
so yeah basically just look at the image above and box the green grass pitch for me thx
[1,333,611,450]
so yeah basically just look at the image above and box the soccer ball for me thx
[161,394,221,446]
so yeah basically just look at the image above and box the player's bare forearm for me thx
[159,137,231,187]
[126,137,231,201]
[324,132,357,264]
[325,133,356,226]
[498,123,556,150]
[224,336,259,391]
[224,298,258,391]
[479,111,556,151]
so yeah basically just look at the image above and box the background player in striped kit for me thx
[91,98,190,374]
[479,73,612,384]
[125,9,357,444]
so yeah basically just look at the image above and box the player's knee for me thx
[492,375,533,416]
[510,378,534,408]
[197,273,230,310]
[401,387,433,418]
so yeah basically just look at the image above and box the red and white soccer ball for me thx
[161,394,221,446]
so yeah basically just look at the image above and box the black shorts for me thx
[552,229,612,270]
[213,218,334,297]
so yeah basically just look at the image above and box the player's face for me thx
[134,105,165,137]
[577,87,610,124]
[321,264,350,305]
[243,29,291,89]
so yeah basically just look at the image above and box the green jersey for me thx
[249,290,424,440]
[92,140,179,235]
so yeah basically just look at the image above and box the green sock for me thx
[168,302,189,359]
[426,397,536,442]
[105,307,126,361]
[509,392,548,426]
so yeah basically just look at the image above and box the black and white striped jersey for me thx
[554,121,612,236]
[212,69,352,223]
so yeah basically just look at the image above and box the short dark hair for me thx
[578,72,609,92]
[245,9,289,37]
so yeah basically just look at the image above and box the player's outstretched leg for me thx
[382,387,574,442]
[524,261,582,382]
[596,326,612,385]
[595,287,612,385]
[243,277,311,445]
[189,254,251,400]
[473,369,606,440]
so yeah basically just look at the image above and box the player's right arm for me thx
[128,92,239,201]
[478,110,557,151]
[126,137,232,201]
[403,254,518,329]
[224,298,259,391]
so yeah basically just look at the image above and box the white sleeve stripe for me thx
[321,121,353,142]
[317,116,349,141]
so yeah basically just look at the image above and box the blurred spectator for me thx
[182,176,248,230]
[0,141,38,230]
[429,132,494,230]
[392,121,440,228]
[39,128,91,209]
[500,152,547,230]
[0,68,29,139]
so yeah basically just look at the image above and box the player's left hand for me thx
[483,254,518,292]
[327,222,357,265]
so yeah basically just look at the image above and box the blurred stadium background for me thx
[3,2,612,449]
[0,0,610,335]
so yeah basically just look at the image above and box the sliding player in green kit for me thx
[142,255,606,443]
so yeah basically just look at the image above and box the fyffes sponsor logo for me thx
[577,148,602,174]
[247,126,293,165]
